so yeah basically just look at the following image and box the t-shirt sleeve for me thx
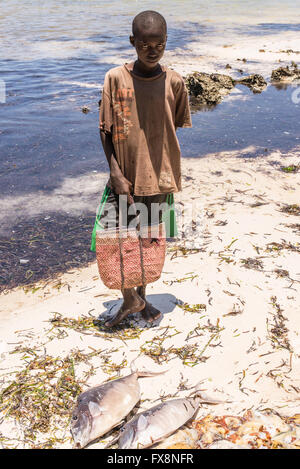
[174,77,192,128]
[99,72,113,134]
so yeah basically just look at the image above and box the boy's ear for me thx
[129,35,135,47]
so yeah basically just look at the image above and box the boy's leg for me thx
[136,285,162,322]
[98,188,145,327]
[136,193,170,323]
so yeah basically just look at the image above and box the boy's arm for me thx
[100,130,133,197]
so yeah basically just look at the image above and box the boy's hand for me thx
[110,174,133,204]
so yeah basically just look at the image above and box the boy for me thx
[99,10,192,328]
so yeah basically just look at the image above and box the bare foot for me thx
[141,302,162,323]
[105,293,145,328]
[136,286,162,323]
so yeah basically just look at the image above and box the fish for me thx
[117,393,223,449]
[70,363,165,449]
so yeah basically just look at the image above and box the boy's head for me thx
[130,11,167,69]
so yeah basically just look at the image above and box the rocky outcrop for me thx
[271,63,300,83]
[235,74,267,93]
[185,72,267,105]
[185,72,235,105]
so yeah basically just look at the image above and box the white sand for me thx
[1,143,299,448]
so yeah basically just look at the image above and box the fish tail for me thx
[136,370,167,378]
[191,391,231,405]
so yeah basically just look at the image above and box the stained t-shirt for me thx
[99,62,192,196]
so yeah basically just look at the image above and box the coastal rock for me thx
[235,74,267,93]
[185,72,235,105]
[271,64,300,83]
[185,71,267,104]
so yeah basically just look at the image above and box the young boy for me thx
[99,10,192,328]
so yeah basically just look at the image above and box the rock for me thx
[235,74,267,93]
[82,106,90,114]
[185,72,235,105]
[271,64,300,83]
[185,70,269,105]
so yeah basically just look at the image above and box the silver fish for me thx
[71,366,165,448]
[118,394,223,449]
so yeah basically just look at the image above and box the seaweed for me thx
[163,274,199,285]
[284,223,300,233]
[168,245,203,260]
[0,212,96,293]
[140,319,224,366]
[177,302,207,314]
[241,257,264,270]
[48,313,143,341]
[280,164,300,173]
[0,352,84,441]
[266,296,292,352]
[280,204,300,216]
[265,241,300,253]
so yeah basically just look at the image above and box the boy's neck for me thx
[132,59,162,78]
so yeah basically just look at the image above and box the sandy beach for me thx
[1,144,299,448]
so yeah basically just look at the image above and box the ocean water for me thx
[0,1,299,206]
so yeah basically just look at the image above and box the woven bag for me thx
[96,217,166,290]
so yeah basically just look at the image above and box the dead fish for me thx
[71,364,165,448]
[118,393,223,449]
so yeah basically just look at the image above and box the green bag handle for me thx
[91,189,177,252]
[90,185,111,252]
[162,193,178,238]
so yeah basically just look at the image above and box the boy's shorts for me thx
[98,186,171,229]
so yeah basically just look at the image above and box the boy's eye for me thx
[138,43,165,50]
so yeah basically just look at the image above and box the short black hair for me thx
[132,10,167,36]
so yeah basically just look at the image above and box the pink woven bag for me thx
[96,222,166,290]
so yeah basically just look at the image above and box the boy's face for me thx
[130,27,167,70]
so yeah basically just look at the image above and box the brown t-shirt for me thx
[99,62,192,196]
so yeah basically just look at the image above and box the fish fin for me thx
[136,369,167,378]
[88,401,101,417]
[137,414,148,432]
[130,359,137,374]
[103,435,120,449]
[189,382,232,404]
